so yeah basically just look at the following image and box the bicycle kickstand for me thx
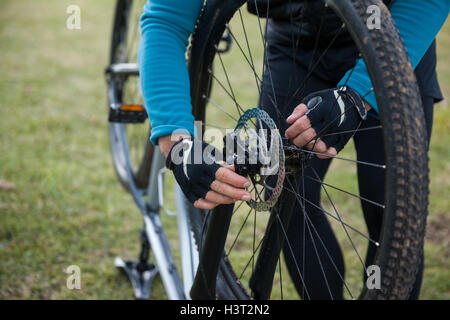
[115,229,159,299]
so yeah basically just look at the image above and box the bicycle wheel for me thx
[107,0,153,191]
[187,0,429,300]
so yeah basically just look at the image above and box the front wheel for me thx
[188,0,429,300]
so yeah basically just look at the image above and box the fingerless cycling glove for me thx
[166,137,222,203]
[303,86,367,153]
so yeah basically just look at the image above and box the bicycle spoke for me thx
[303,216,334,299]
[232,192,252,216]
[226,25,263,86]
[216,50,244,117]
[227,188,257,256]
[305,175,385,209]
[283,179,334,300]
[285,23,345,109]
[227,209,253,256]
[283,0,304,110]
[296,1,327,101]
[237,3,287,128]
[236,10,262,94]
[282,182,379,246]
[253,207,256,274]
[207,70,244,114]
[320,125,382,137]
[239,234,265,280]
[234,5,283,127]
[269,173,356,299]
[301,161,306,299]
[204,123,230,130]
[203,94,239,122]
[361,88,375,101]
[250,185,266,274]
[278,254,283,300]
[274,214,312,300]
[252,1,280,120]
[207,71,258,128]
[311,167,368,275]
[291,147,386,169]
[291,184,355,299]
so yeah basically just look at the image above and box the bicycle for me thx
[105,0,429,300]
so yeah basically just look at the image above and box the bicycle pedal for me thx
[115,257,159,300]
[109,104,148,123]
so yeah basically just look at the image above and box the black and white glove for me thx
[166,137,222,204]
[302,86,367,153]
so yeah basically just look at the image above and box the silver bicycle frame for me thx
[109,123,199,300]
[144,149,199,300]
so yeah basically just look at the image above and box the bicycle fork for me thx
[141,150,188,300]
[190,205,234,299]
[189,175,299,300]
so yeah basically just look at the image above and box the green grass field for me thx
[0,0,449,299]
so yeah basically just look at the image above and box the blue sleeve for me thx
[338,0,450,114]
[138,0,204,145]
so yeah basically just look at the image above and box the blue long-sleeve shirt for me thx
[338,0,449,112]
[139,0,449,145]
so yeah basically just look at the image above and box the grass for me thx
[0,0,449,299]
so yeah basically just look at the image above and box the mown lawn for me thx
[0,0,448,299]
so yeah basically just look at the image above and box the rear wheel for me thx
[188,0,429,300]
[107,0,153,191]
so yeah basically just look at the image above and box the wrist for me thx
[158,134,192,158]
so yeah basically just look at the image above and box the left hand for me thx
[285,86,368,159]
[165,137,251,210]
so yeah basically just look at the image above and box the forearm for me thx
[138,0,204,145]
[339,0,450,113]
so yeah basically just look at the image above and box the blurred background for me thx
[0,0,448,299]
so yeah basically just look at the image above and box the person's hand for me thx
[285,86,368,159]
[163,136,251,210]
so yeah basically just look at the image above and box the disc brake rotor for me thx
[225,108,285,211]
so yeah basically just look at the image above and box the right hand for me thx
[161,135,251,210]
[285,86,368,158]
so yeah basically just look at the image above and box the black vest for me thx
[247,1,443,103]
[248,0,394,47]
